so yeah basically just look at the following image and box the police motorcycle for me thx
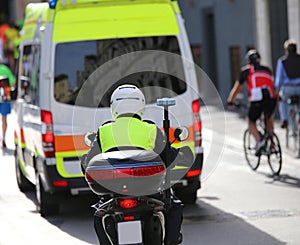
[83,98,189,245]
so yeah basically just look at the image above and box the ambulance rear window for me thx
[54,36,187,107]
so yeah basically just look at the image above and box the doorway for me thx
[269,0,288,70]
[202,10,218,90]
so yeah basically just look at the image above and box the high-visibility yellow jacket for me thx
[99,116,157,153]
[81,115,194,173]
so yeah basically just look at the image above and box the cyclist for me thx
[227,49,277,155]
[275,39,300,129]
[81,84,194,244]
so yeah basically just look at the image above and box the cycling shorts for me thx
[248,98,276,122]
[0,102,11,116]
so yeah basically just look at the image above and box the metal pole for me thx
[157,98,176,209]
[163,105,171,209]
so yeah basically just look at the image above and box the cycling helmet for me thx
[247,49,261,64]
[110,84,145,119]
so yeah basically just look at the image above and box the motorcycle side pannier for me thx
[85,150,166,196]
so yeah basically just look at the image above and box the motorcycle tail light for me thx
[132,165,165,177]
[186,169,201,177]
[119,198,139,209]
[123,216,135,221]
[52,180,68,187]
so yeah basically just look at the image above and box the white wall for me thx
[287,0,300,45]
[254,0,272,67]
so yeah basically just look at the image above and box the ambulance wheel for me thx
[15,148,34,192]
[36,173,59,217]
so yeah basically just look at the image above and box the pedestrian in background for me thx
[0,55,15,148]
[275,39,300,129]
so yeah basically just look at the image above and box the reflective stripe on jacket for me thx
[99,117,157,153]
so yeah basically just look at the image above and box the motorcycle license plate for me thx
[117,220,142,244]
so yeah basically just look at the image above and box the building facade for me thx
[11,0,47,23]
[178,0,297,103]
[6,0,300,103]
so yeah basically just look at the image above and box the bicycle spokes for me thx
[243,129,260,171]
[243,129,282,176]
[266,133,282,176]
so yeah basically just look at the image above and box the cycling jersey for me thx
[239,64,275,101]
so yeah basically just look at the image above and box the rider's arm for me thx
[154,127,194,168]
[275,59,285,90]
[227,80,243,104]
[80,132,102,173]
[153,127,176,163]
[228,68,248,104]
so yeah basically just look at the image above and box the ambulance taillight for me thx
[41,110,55,157]
[192,99,202,147]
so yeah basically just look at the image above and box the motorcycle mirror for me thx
[174,127,189,141]
[84,132,96,147]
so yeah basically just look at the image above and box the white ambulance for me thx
[14,0,204,216]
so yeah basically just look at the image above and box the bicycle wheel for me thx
[267,133,282,175]
[243,129,260,170]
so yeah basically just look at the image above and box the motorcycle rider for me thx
[81,84,194,245]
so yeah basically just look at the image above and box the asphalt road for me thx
[0,106,300,245]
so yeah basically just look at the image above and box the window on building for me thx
[229,46,241,86]
[191,45,202,91]
[191,45,202,68]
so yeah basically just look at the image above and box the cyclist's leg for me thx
[263,98,277,133]
[248,101,261,142]
[248,120,260,142]
[262,98,277,149]
[278,98,288,125]
[265,117,274,134]
[279,87,291,124]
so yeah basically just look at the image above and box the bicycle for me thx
[243,116,282,176]
[229,100,282,175]
[285,95,300,158]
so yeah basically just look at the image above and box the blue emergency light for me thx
[48,0,58,9]
[156,98,176,107]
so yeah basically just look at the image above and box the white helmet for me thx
[110,84,145,119]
